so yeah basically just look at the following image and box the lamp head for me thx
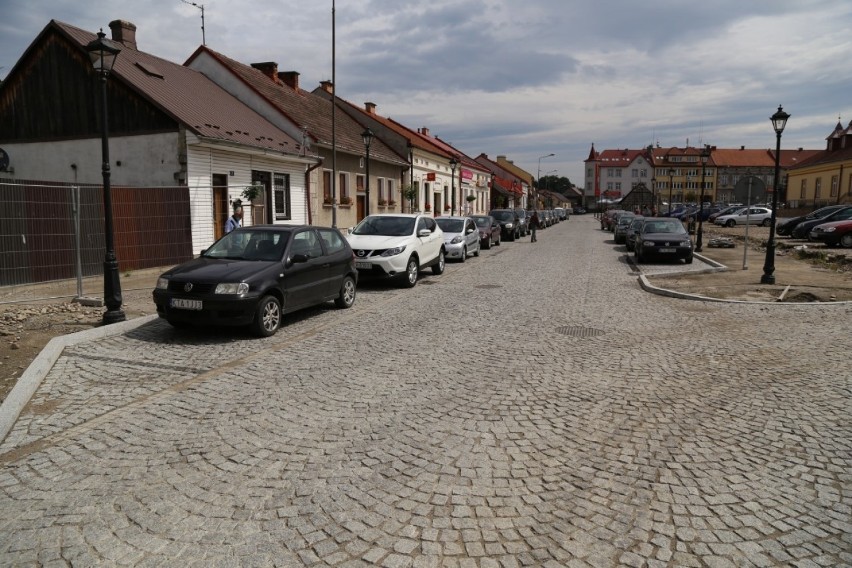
[770,105,790,135]
[86,30,121,74]
[361,128,374,148]
[450,156,458,170]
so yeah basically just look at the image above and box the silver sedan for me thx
[436,216,481,262]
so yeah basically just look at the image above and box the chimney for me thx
[251,62,281,84]
[319,80,333,94]
[278,71,300,90]
[365,102,377,115]
[108,20,137,49]
[421,127,430,137]
[740,145,745,150]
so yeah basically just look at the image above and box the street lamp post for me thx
[536,153,554,208]
[361,128,373,216]
[450,156,458,216]
[761,105,790,285]
[650,177,656,215]
[667,168,675,216]
[695,144,711,252]
[86,30,125,325]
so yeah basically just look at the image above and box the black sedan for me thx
[634,218,694,264]
[471,215,501,249]
[776,204,848,237]
[152,225,357,337]
[791,206,852,239]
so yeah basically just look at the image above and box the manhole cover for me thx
[475,284,502,289]
[556,326,606,338]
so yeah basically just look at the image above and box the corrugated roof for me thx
[53,20,303,156]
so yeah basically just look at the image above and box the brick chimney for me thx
[365,102,377,115]
[319,80,333,94]
[108,20,137,49]
[278,71,300,90]
[251,62,281,84]
[420,127,430,137]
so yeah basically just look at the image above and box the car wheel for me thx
[432,250,445,275]
[334,276,356,309]
[685,254,693,264]
[726,219,735,228]
[840,233,852,248]
[473,243,480,257]
[401,256,419,287]
[483,238,491,250]
[250,295,281,337]
[761,218,771,227]
[495,234,501,246]
[460,246,467,262]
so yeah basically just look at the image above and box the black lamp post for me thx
[761,105,790,284]
[449,156,458,216]
[695,144,711,252]
[650,177,656,214]
[667,168,675,216]
[361,128,373,216]
[86,30,125,325]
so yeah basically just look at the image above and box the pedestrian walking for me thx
[225,203,243,234]
[529,210,540,242]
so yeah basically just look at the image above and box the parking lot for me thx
[1,215,849,567]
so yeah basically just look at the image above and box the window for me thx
[607,168,614,176]
[615,170,622,177]
[800,179,807,198]
[640,169,647,178]
[607,182,613,190]
[831,175,838,197]
[377,178,385,201]
[339,172,349,199]
[387,179,394,202]
[273,173,291,220]
[323,170,332,202]
[720,175,728,185]
[356,174,364,192]
[615,182,621,191]
[815,178,822,199]
[632,169,638,178]
[317,228,346,254]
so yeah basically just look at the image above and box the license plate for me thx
[659,248,675,253]
[355,262,372,269]
[171,298,202,310]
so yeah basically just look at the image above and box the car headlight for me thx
[215,283,250,294]
[450,236,463,244]
[380,245,406,257]
[506,223,514,229]
[824,227,836,233]
[156,277,169,289]
[681,240,692,247]
[643,242,654,247]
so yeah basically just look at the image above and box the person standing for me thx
[225,204,243,234]
[529,210,540,242]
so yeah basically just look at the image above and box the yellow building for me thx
[786,120,852,208]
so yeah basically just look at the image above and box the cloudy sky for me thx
[2,0,850,184]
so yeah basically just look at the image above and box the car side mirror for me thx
[418,229,431,237]
[289,253,310,265]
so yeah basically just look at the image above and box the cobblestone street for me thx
[0,216,849,567]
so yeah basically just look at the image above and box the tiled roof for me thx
[710,148,774,167]
[598,149,650,166]
[53,20,303,156]
[190,48,405,165]
[787,146,852,170]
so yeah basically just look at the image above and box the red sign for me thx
[461,169,473,180]
[426,172,436,181]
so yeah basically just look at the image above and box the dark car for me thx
[778,205,848,237]
[152,225,357,337]
[613,212,636,244]
[791,206,852,239]
[624,216,645,251]
[490,208,520,241]
[471,215,501,249]
[809,219,852,248]
[634,218,694,264]
[514,208,530,236]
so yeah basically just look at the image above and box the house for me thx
[185,49,409,226]
[0,19,315,262]
[585,146,654,208]
[474,154,526,210]
[785,120,852,208]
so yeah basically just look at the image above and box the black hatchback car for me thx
[153,225,357,337]
[634,218,694,264]
[489,209,521,241]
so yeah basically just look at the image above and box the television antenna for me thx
[180,0,206,45]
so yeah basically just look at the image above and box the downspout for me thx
[305,158,324,225]
[837,164,844,204]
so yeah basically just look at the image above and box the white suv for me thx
[346,214,445,287]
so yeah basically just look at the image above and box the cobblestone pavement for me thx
[1,216,850,567]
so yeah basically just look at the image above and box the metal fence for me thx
[0,180,193,301]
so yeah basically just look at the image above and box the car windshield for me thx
[643,221,685,234]
[436,218,464,233]
[352,216,415,236]
[204,229,289,261]
[491,211,514,221]
[472,216,492,227]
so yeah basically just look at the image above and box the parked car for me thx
[436,216,481,261]
[471,214,501,249]
[714,206,773,227]
[554,207,566,221]
[809,219,852,248]
[490,208,521,241]
[624,216,646,251]
[573,207,586,215]
[514,208,530,236]
[613,212,636,244]
[601,209,624,231]
[791,206,852,239]
[152,225,357,337]
[709,205,746,222]
[346,213,445,288]
[634,218,694,264]
[776,205,848,237]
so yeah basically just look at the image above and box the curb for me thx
[0,314,159,445]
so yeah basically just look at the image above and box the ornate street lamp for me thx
[695,144,712,252]
[86,30,125,325]
[449,156,458,216]
[761,105,790,284]
[667,167,675,216]
[361,128,373,216]
[537,153,554,207]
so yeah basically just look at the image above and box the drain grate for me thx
[556,326,606,338]
[475,284,503,289]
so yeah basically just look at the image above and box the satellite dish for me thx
[733,176,766,205]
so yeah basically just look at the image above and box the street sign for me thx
[733,176,766,205]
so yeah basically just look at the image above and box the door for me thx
[213,174,229,241]
[357,195,366,220]
[283,229,327,310]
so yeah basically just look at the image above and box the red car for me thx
[809,219,852,248]
[471,215,501,249]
